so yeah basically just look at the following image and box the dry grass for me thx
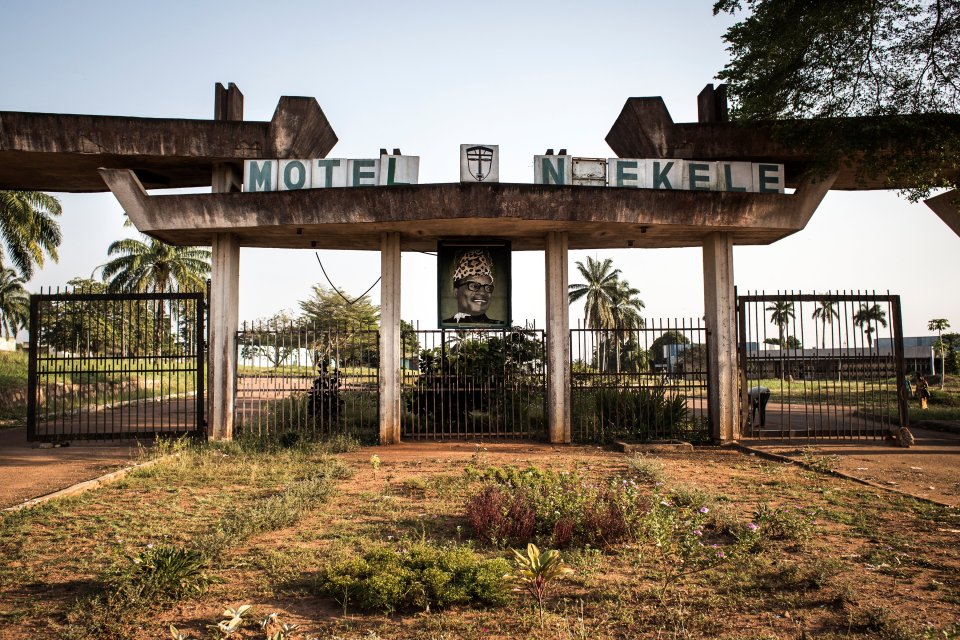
[1,441,959,639]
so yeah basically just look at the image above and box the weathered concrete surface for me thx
[208,233,239,440]
[703,232,738,442]
[545,231,570,444]
[379,232,402,445]
[925,189,960,238]
[0,95,337,192]
[100,169,835,250]
[606,97,960,191]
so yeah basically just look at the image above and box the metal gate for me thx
[570,319,711,443]
[235,321,379,440]
[737,292,908,440]
[402,328,546,439]
[27,289,206,441]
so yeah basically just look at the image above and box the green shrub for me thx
[751,503,819,547]
[464,466,649,549]
[116,545,214,603]
[316,542,511,613]
[594,386,688,440]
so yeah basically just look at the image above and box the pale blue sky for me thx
[4,0,957,336]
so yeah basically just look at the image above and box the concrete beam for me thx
[98,171,826,250]
[379,232,402,444]
[545,231,571,444]
[1,92,337,192]
[703,232,738,442]
[605,97,960,190]
[208,233,240,441]
[924,189,960,238]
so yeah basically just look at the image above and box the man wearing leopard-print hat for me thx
[442,249,501,324]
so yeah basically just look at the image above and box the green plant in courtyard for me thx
[315,541,511,614]
[117,544,214,604]
[638,492,744,602]
[508,543,574,627]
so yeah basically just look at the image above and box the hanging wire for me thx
[315,252,381,306]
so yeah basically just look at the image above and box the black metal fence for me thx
[27,288,205,441]
[570,319,710,442]
[737,291,907,440]
[234,320,379,440]
[402,327,546,439]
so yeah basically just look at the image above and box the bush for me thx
[115,545,214,603]
[627,454,665,485]
[464,466,649,548]
[316,542,511,613]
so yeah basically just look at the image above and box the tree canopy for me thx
[101,236,211,293]
[715,0,960,199]
[0,191,62,279]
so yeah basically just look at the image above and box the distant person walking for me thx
[916,373,931,410]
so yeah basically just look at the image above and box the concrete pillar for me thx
[207,83,244,441]
[702,232,738,442]
[208,233,240,440]
[545,231,571,443]
[379,232,402,444]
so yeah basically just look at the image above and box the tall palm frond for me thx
[568,256,621,330]
[101,237,211,293]
[766,300,795,348]
[811,299,839,349]
[0,267,30,338]
[0,191,62,279]
[853,303,888,349]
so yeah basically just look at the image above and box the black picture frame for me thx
[437,240,512,329]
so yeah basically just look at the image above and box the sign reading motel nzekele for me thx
[243,149,784,193]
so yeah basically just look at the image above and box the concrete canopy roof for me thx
[605,97,960,191]
[101,168,835,251]
[0,97,337,192]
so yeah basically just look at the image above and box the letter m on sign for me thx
[243,160,276,192]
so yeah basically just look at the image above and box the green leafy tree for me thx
[812,299,839,349]
[0,267,29,339]
[299,286,379,367]
[714,0,960,201]
[239,310,300,368]
[853,303,888,350]
[650,331,691,369]
[928,318,951,388]
[0,191,62,278]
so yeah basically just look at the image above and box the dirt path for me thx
[741,426,960,506]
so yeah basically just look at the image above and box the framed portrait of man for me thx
[438,240,511,329]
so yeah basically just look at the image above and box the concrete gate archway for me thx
[6,82,954,444]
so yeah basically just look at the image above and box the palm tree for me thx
[853,303,887,350]
[0,191,62,279]
[101,236,211,293]
[766,301,795,349]
[101,236,211,354]
[928,318,951,389]
[0,267,29,339]
[608,280,646,373]
[568,256,621,330]
[811,299,839,349]
[766,300,795,380]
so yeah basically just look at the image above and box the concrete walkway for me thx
[0,427,146,508]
